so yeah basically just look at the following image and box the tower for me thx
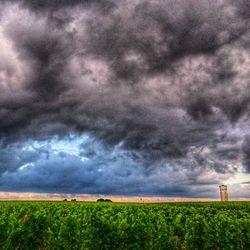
[219,185,228,201]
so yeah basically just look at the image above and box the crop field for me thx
[0,201,249,250]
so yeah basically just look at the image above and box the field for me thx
[0,201,249,250]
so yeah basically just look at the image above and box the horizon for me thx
[0,190,250,202]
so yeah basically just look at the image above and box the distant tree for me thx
[97,198,112,202]
[71,199,77,202]
[63,199,67,202]
[97,198,105,202]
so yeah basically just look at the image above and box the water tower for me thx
[219,185,228,201]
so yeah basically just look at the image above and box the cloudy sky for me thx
[0,0,250,199]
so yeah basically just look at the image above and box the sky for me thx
[0,0,250,200]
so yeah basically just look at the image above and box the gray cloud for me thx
[242,135,250,172]
[0,0,250,195]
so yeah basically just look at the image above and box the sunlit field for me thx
[0,201,249,249]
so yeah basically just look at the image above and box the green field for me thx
[0,201,249,250]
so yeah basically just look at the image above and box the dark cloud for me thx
[236,0,250,19]
[0,0,250,195]
[242,135,250,172]
[0,138,231,197]
[85,0,245,79]
[2,0,116,12]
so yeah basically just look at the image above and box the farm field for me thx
[0,201,249,250]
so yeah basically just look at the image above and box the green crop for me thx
[0,201,249,249]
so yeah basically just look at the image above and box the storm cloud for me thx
[0,0,250,197]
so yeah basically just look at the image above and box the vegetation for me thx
[97,198,112,202]
[0,201,249,249]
